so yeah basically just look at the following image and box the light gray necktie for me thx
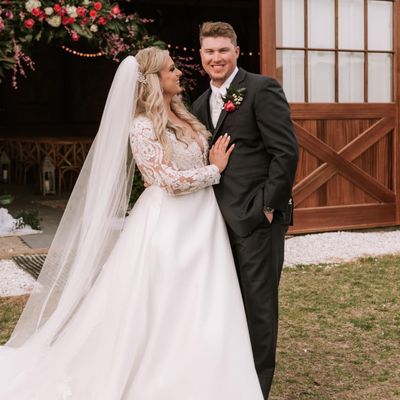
[211,92,224,128]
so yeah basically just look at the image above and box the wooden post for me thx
[259,0,276,77]
[393,0,400,225]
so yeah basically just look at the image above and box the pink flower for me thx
[111,5,120,15]
[89,9,97,19]
[105,33,129,62]
[38,11,46,21]
[31,8,41,17]
[11,39,35,90]
[24,18,35,29]
[97,16,106,26]
[71,31,80,41]
[223,100,236,112]
[76,6,87,17]
[93,2,103,11]
[54,4,66,16]
[5,10,14,19]
[81,17,89,25]
[0,20,4,32]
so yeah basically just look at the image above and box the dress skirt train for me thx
[0,186,263,399]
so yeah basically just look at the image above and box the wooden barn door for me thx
[260,0,400,233]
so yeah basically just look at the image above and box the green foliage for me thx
[0,194,14,206]
[14,208,41,230]
[221,86,246,108]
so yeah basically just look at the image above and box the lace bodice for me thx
[130,116,220,195]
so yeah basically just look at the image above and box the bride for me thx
[0,47,264,399]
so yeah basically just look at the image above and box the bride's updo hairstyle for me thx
[135,47,210,160]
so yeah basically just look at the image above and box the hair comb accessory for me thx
[138,71,147,84]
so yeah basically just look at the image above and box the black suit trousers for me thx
[227,216,287,400]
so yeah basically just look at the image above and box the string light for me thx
[168,43,196,53]
[61,43,259,58]
[61,45,105,58]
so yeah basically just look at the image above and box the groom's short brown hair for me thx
[199,22,237,46]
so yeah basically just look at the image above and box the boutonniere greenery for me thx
[222,86,246,112]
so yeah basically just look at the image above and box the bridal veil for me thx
[7,56,139,347]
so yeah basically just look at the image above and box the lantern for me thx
[40,156,56,195]
[0,151,11,183]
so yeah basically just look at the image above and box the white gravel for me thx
[1,229,400,297]
[284,229,400,267]
[0,259,35,297]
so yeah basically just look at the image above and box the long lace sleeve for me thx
[130,117,220,195]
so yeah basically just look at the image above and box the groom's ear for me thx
[235,46,240,59]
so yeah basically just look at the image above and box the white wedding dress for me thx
[0,116,263,399]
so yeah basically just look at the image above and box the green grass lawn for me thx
[273,255,400,399]
[1,255,399,399]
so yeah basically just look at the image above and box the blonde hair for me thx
[199,21,237,46]
[135,47,210,160]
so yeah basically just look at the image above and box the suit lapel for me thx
[213,109,228,138]
[197,88,213,133]
[210,68,247,144]
[205,92,213,133]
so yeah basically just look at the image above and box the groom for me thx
[192,22,298,398]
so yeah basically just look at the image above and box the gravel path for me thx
[0,259,35,297]
[284,230,400,267]
[1,229,400,297]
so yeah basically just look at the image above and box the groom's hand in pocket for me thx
[263,207,274,224]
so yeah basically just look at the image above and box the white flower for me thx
[25,0,41,12]
[90,24,98,32]
[66,5,77,18]
[46,15,61,27]
[44,7,53,16]
[82,0,90,5]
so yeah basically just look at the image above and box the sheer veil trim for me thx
[7,56,139,347]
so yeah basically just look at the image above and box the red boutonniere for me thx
[222,86,246,112]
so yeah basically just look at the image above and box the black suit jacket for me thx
[192,68,298,237]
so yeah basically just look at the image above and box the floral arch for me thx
[0,0,164,88]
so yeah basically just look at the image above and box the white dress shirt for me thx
[209,67,239,128]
